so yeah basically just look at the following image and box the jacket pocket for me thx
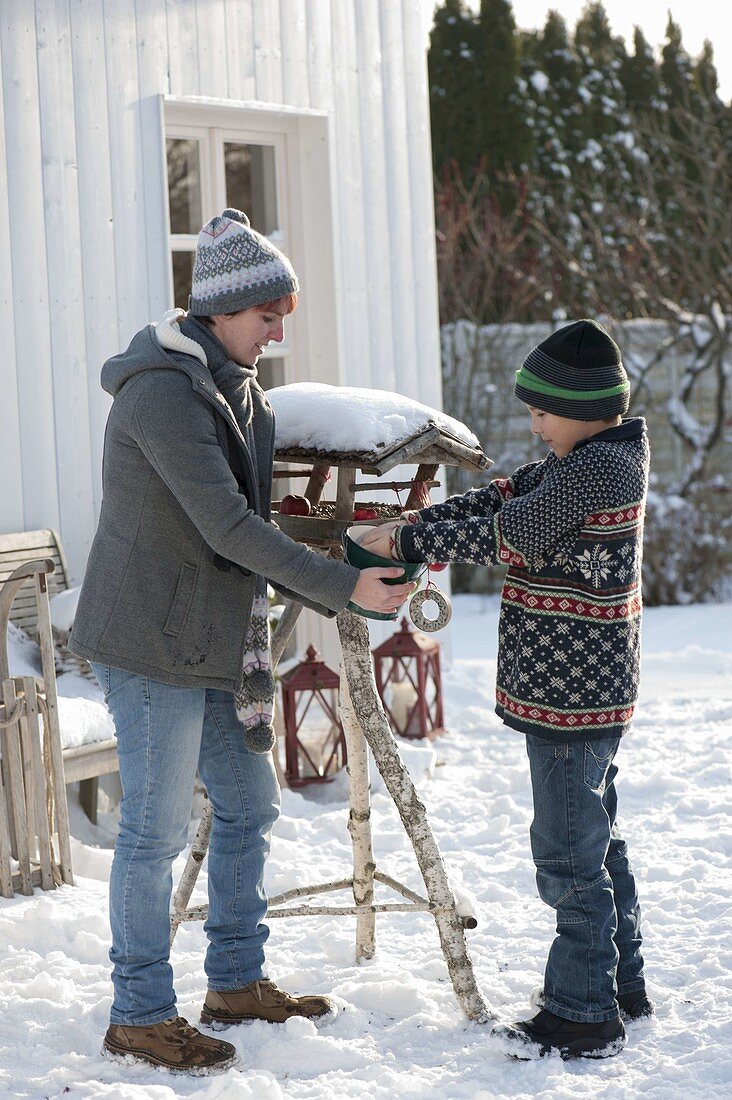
[163,562,198,637]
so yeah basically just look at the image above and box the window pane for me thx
[224,143,278,235]
[258,356,285,392]
[172,251,195,311]
[167,138,202,235]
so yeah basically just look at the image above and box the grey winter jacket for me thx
[69,315,359,690]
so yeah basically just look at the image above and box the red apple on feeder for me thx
[279,494,311,516]
[353,507,379,520]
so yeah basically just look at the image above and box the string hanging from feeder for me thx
[391,484,452,632]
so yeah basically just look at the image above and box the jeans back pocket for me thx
[583,737,619,792]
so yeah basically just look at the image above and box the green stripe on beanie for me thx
[515,319,630,421]
[515,366,630,402]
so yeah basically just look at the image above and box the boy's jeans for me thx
[525,734,645,1023]
[91,663,280,1027]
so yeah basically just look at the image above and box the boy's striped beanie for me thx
[515,319,630,421]
[189,208,299,316]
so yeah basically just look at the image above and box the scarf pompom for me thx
[236,589,277,754]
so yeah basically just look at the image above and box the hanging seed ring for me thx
[409,587,452,632]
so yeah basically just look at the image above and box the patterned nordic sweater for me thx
[395,418,650,741]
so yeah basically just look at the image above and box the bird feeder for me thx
[372,617,445,740]
[280,645,346,787]
[171,395,496,1025]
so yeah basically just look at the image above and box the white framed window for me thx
[165,115,291,390]
[163,98,340,397]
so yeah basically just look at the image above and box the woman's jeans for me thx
[525,734,645,1023]
[90,663,280,1027]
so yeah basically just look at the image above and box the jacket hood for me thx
[101,310,209,397]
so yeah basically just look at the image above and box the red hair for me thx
[255,292,298,315]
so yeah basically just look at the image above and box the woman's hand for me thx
[358,521,402,560]
[350,567,417,614]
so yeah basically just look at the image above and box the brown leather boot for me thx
[102,1015,238,1075]
[201,979,337,1027]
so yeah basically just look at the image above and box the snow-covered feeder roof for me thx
[267,383,490,474]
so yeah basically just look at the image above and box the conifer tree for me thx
[660,14,695,107]
[476,0,532,174]
[693,40,720,106]
[573,1,629,149]
[521,10,583,179]
[428,0,482,176]
[620,26,662,111]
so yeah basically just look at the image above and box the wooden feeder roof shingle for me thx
[275,420,491,475]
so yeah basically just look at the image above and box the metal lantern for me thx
[372,617,445,740]
[280,645,347,787]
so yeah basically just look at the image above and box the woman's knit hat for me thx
[188,208,299,316]
[515,319,630,420]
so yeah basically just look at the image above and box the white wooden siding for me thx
[0,2,60,540]
[35,0,96,574]
[0,38,23,534]
[0,0,441,590]
[68,0,117,518]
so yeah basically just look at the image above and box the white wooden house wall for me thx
[0,0,442,662]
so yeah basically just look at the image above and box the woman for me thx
[69,209,413,1076]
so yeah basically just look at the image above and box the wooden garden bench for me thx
[0,530,118,823]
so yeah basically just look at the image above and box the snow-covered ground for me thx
[1,597,731,1098]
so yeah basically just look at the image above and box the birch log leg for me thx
[271,599,304,669]
[170,795,213,943]
[339,673,376,960]
[332,465,378,959]
[336,608,493,1023]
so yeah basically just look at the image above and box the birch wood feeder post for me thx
[272,419,495,1022]
[171,393,495,1023]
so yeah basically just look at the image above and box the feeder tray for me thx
[273,421,491,547]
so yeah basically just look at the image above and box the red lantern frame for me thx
[280,645,347,786]
[372,617,445,740]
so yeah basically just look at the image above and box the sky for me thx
[425,1,731,101]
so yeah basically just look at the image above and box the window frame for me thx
[162,97,341,390]
[165,121,292,379]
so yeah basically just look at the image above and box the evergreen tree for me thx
[620,26,662,110]
[693,40,720,106]
[573,1,629,149]
[428,0,482,176]
[476,0,532,174]
[427,0,731,324]
[521,10,583,180]
[574,0,623,67]
[660,14,694,107]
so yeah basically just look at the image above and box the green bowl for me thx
[343,525,425,621]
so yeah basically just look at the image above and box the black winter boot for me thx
[492,1008,626,1060]
[618,990,654,1020]
[531,986,654,1022]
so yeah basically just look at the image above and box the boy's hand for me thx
[358,521,401,560]
[350,568,417,614]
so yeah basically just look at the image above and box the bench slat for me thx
[0,530,63,553]
[62,740,119,784]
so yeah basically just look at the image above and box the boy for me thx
[364,319,653,1059]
